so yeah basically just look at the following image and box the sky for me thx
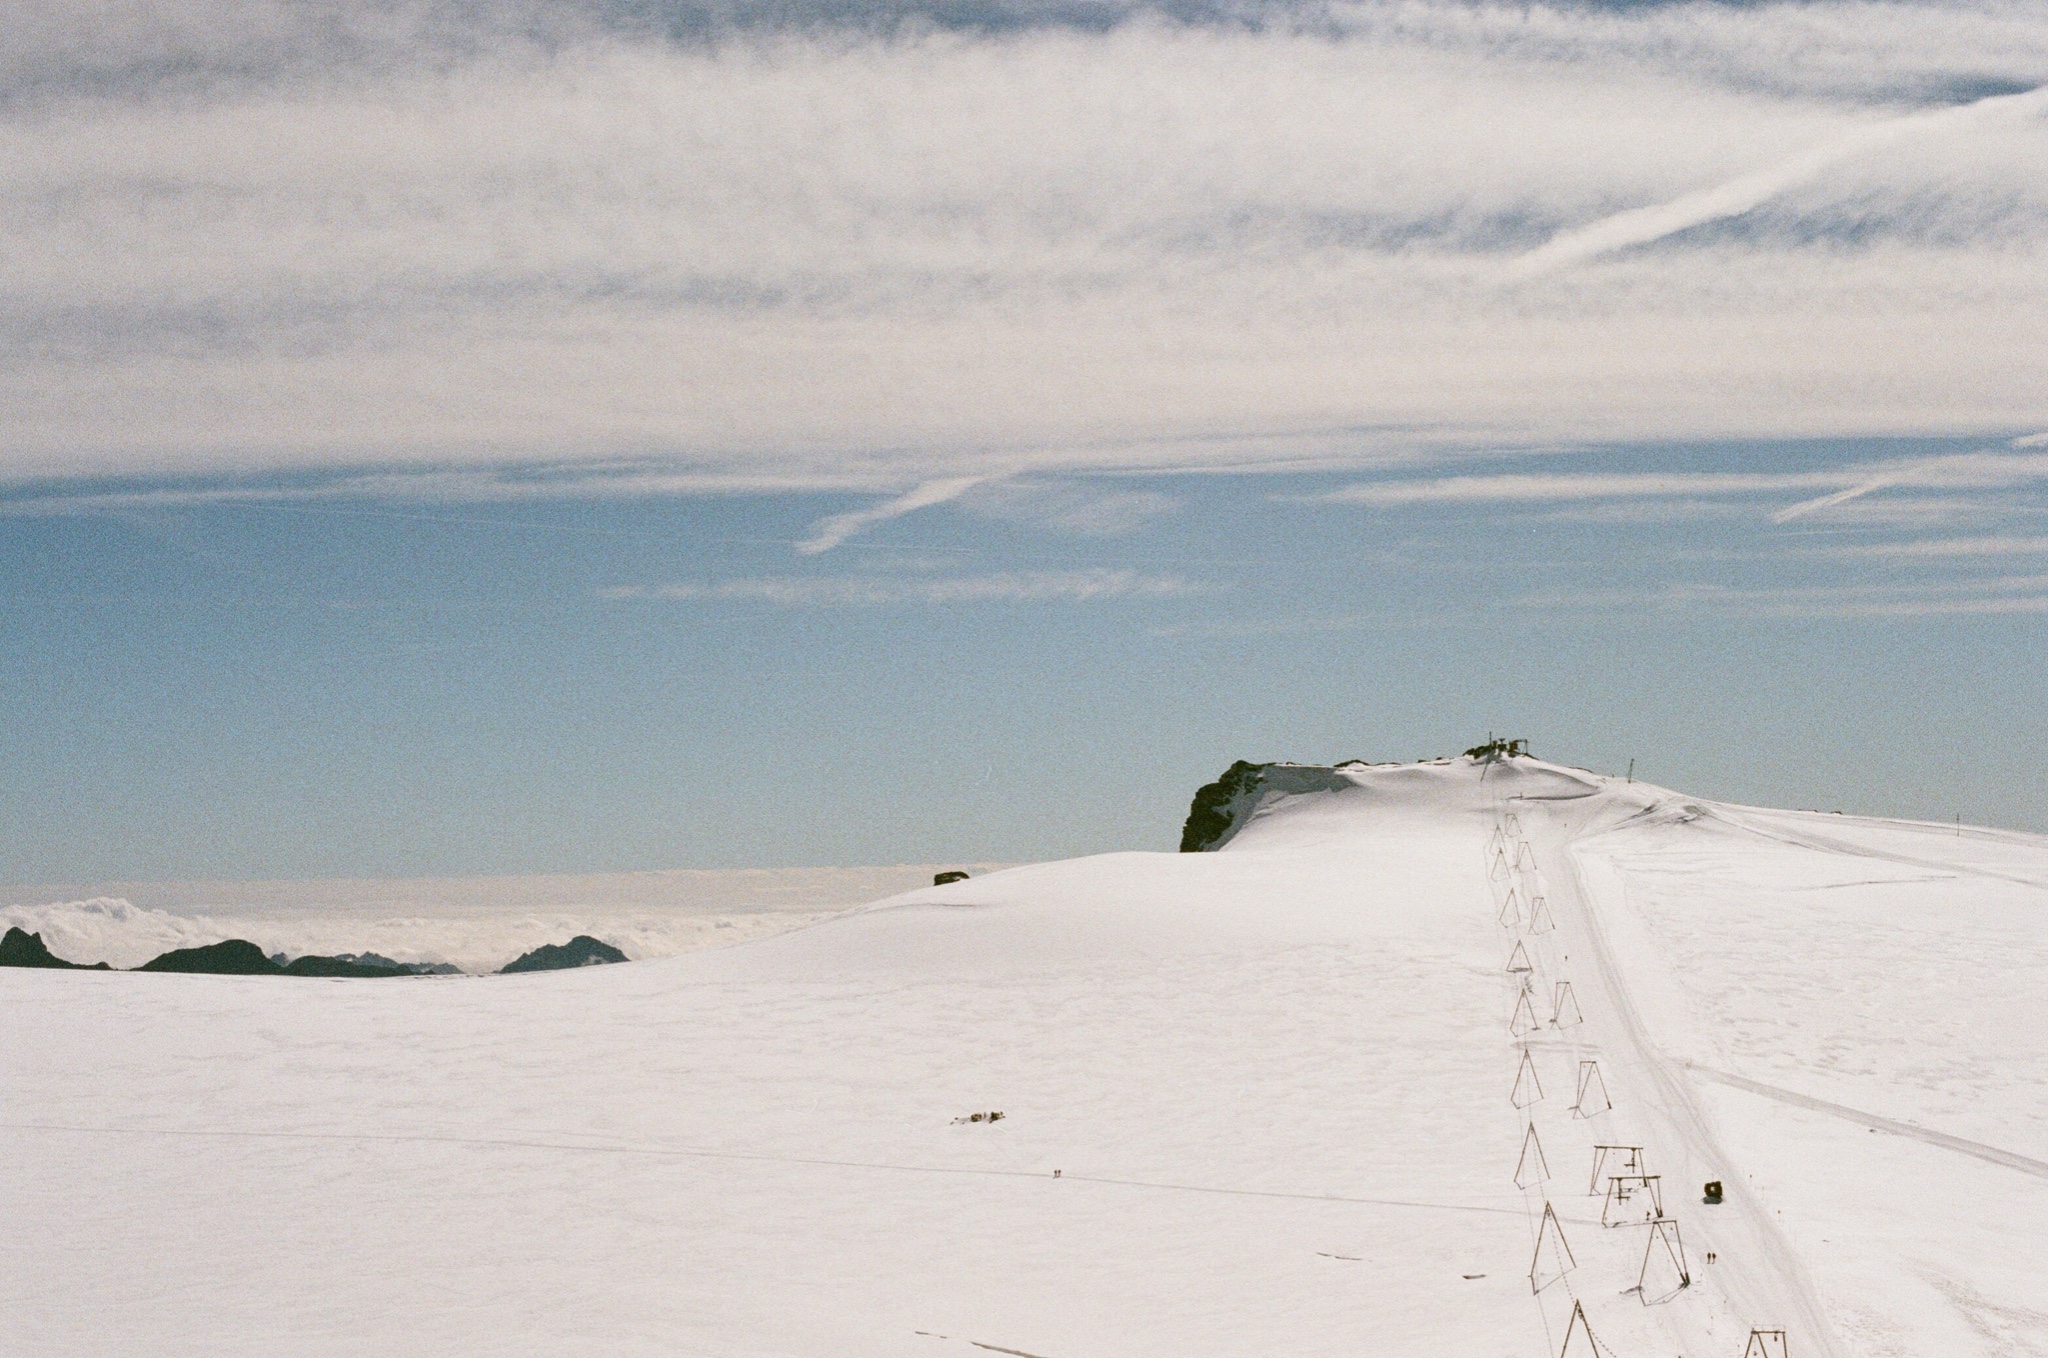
[4,0,2047,880]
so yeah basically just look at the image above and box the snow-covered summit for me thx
[1182,753,1614,852]
[4,758,2043,1357]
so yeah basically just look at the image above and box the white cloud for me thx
[601,567,1202,605]
[2,2,2046,486]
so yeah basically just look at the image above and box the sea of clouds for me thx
[0,865,998,973]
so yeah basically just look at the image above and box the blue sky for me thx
[7,433,2047,881]
[3,0,2047,879]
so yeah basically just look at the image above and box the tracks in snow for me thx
[1681,1064,2048,1182]
[1504,799,1852,1358]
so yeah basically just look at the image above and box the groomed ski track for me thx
[1520,785,1849,1358]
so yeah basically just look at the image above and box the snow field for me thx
[4,758,2045,1356]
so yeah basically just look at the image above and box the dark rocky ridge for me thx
[499,935,628,973]
[1179,760,1270,852]
[281,954,410,978]
[333,952,463,976]
[1176,757,1387,852]
[136,941,416,976]
[1,926,111,969]
[4,926,630,977]
[136,939,286,974]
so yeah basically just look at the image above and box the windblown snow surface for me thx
[4,758,2045,1357]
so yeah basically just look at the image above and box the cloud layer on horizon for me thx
[4,0,2047,489]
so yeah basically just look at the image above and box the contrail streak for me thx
[1771,478,1895,523]
[1510,84,2048,278]
[796,476,987,553]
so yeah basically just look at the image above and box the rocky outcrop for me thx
[1179,760,1271,852]
[281,954,410,978]
[136,939,283,974]
[331,952,462,976]
[0,926,110,969]
[1179,760,1379,851]
[498,935,628,974]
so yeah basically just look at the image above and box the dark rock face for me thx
[333,952,463,976]
[0,926,110,969]
[281,954,409,978]
[136,939,283,974]
[7,930,462,978]
[1179,760,1270,852]
[498,935,628,974]
[933,870,971,885]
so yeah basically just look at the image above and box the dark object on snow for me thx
[0,926,111,969]
[1465,737,1529,760]
[953,1111,1005,1124]
[137,939,283,974]
[1702,1180,1724,1204]
[1180,760,1270,852]
[933,870,971,886]
[498,935,628,974]
[281,954,409,978]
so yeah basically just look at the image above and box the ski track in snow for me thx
[1541,802,1850,1358]
[0,1121,1565,1218]
[1679,1065,2048,1182]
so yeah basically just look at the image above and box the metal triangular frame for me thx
[1514,1123,1551,1188]
[1572,1060,1611,1118]
[1636,1217,1691,1304]
[1557,1299,1600,1358]
[1551,981,1584,1029]
[1511,987,1542,1037]
[1601,1173,1664,1227]
[1499,886,1523,926]
[1589,1145,1642,1194]
[1527,894,1556,934]
[1516,842,1538,872]
[1512,1048,1544,1108]
[1504,813,1522,836]
[1491,849,1511,881]
[1744,1329,1789,1358]
[1528,1201,1577,1293]
[1506,940,1534,973]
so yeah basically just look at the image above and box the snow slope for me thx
[3,759,2044,1357]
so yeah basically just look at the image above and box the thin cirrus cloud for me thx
[599,568,1202,606]
[1,0,2046,494]
[1511,575,2048,620]
[1305,443,2048,520]
[1822,535,2048,558]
